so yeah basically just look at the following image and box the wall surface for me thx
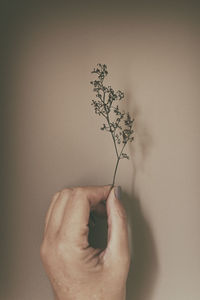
[1,2,200,300]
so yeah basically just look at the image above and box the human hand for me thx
[40,185,130,300]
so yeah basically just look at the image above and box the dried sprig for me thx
[90,63,134,187]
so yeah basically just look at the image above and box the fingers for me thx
[44,185,112,245]
[104,187,130,267]
[59,185,112,243]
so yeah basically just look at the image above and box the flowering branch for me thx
[90,63,134,187]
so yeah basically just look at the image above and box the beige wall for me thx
[2,3,200,300]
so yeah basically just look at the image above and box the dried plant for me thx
[90,63,134,187]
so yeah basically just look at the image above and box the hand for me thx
[40,185,130,300]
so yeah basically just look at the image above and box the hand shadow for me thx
[123,190,159,300]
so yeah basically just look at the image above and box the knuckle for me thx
[40,242,48,261]
[55,240,66,256]
[55,238,71,261]
[60,188,72,198]
[72,186,84,197]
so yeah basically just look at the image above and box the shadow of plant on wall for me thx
[124,89,154,175]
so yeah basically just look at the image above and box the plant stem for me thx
[111,142,126,187]
[112,156,120,187]
[106,113,119,158]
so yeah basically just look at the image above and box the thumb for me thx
[105,187,130,266]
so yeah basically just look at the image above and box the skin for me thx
[40,185,130,300]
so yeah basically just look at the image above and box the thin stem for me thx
[111,142,127,187]
[99,111,107,118]
[108,117,119,158]
[112,156,120,187]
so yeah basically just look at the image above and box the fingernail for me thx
[114,186,121,201]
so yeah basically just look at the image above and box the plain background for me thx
[1,1,200,299]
